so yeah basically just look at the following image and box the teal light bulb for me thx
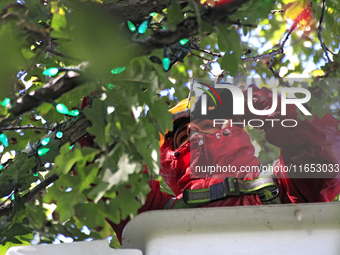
[69,144,74,150]
[43,67,59,76]
[0,165,3,170]
[138,20,148,34]
[127,20,136,32]
[150,12,156,17]
[162,57,171,71]
[33,173,39,177]
[179,38,189,45]
[38,148,50,156]
[111,67,126,74]
[56,104,69,114]
[56,131,63,139]
[107,84,115,90]
[41,138,50,146]
[0,133,8,147]
[0,98,10,107]
[68,110,80,117]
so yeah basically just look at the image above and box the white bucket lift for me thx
[6,203,340,255]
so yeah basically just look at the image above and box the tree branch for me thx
[191,48,224,58]
[227,21,257,28]
[102,0,174,23]
[0,71,86,127]
[263,2,312,86]
[0,174,59,218]
[271,9,284,14]
[139,0,250,52]
[2,126,53,131]
[189,51,216,61]
[281,2,312,49]
[242,48,283,63]
[317,0,332,63]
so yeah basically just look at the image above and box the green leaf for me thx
[75,200,118,229]
[54,143,99,175]
[167,1,184,29]
[51,11,67,31]
[0,24,26,97]
[0,197,32,245]
[216,24,230,52]
[217,26,243,76]
[84,99,108,150]
[65,3,135,78]
[21,48,36,60]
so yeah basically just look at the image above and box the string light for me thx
[55,103,80,117]
[138,20,149,34]
[163,48,170,71]
[0,98,10,107]
[0,133,8,147]
[162,57,170,71]
[11,194,15,201]
[33,173,39,177]
[111,67,126,74]
[56,131,63,139]
[68,110,80,117]
[69,144,74,150]
[56,103,69,115]
[107,84,115,90]
[0,165,3,170]
[127,20,136,32]
[41,138,50,146]
[38,148,50,156]
[150,12,156,17]
[43,67,59,76]
[179,38,189,45]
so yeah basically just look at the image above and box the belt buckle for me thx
[258,175,280,202]
[224,177,240,196]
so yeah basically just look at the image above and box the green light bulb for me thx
[38,148,50,156]
[11,194,15,201]
[163,26,166,30]
[41,138,50,146]
[179,38,189,45]
[56,131,63,139]
[56,103,69,114]
[0,133,8,147]
[0,165,3,170]
[0,98,10,107]
[138,20,148,34]
[127,20,136,32]
[68,110,80,117]
[43,67,59,76]
[69,144,74,150]
[111,67,126,74]
[162,57,171,71]
[107,84,115,90]
[33,173,38,177]
[150,12,156,17]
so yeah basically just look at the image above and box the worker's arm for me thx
[243,85,340,202]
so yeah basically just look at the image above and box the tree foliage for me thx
[0,0,339,252]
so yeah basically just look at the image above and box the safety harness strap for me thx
[182,176,280,206]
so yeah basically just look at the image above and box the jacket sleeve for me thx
[242,85,340,202]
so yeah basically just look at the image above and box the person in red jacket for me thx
[100,84,340,242]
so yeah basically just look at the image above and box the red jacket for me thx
[89,85,340,242]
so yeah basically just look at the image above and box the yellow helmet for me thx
[159,96,197,146]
